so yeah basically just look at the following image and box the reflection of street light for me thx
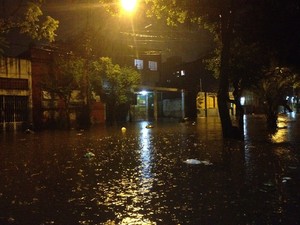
[121,0,137,13]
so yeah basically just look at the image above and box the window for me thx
[0,78,28,90]
[134,59,143,70]
[175,70,185,77]
[148,61,157,71]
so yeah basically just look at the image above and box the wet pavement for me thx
[0,114,299,225]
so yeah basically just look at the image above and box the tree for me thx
[141,0,240,138]
[92,57,141,124]
[40,55,84,129]
[228,1,300,131]
[255,67,299,129]
[143,0,300,138]
[204,38,269,135]
[98,0,300,136]
[0,0,58,54]
[98,0,237,136]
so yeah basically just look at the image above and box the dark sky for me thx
[4,0,212,62]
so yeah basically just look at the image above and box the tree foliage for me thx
[97,0,300,133]
[256,67,299,129]
[42,55,84,99]
[141,0,240,137]
[40,55,85,128]
[0,0,59,54]
[92,57,140,105]
[92,57,141,122]
[142,0,300,136]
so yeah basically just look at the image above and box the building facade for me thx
[22,46,106,130]
[129,52,185,121]
[0,57,32,131]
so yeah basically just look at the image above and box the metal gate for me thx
[0,95,28,131]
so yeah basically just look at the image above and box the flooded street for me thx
[0,115,299,225]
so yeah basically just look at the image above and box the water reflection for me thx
[0,117,299,225]
[271,128,288,143]
[139,122,153,180]
[116,122,155,224]
[100,121,157,224]
[270,114,296,143]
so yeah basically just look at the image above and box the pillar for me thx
[153,90,158,121]
[181,89,185,119]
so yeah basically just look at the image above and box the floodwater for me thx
[0,115,299,225]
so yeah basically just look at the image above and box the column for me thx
[181,89,185,119]
[153,90,158,121]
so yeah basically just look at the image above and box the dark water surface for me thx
[0,115,299,225]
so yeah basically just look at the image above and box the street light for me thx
[121,0,137,13]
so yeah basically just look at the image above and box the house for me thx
[126,51,185,121]
[19,45,105,130]
[0,56,32,131]
[132,51,162,86]
[161,58,220,118]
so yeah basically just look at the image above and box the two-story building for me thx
[0,57,32,131]
[161,58,220,118]
[128,51,185,121]
[19,45,105,130]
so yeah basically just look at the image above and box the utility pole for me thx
[79,0,93,129]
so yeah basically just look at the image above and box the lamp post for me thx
[79,0,94,129]
[121,0,137,13]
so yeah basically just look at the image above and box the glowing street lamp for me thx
[121,0,137,13]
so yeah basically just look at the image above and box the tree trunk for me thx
[233,81,244,139]
[217,0,243,139]
[266,101,278,130]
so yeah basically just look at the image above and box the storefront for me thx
[131,86,185,121]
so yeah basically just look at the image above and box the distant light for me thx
[140,90,148,96]
[291,111,296,118]
[240,97,245,105]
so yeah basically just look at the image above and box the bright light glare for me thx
[140,90,147,96]
[240,97,245,105]
[121,0,137,12]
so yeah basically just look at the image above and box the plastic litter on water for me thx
[183,159,213,165]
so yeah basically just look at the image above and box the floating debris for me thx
[201,160,213,166]
[25,129,34,134]
[179,117,189,123]
[8,217,15,223]
[260,181,276,192]
[121,127,127,133]
[263,181,274,187]
[84,152,95,159]
[183,159,213,165]
[184,159,201,164]
[282,177,292,183]
[145,124,154,128]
